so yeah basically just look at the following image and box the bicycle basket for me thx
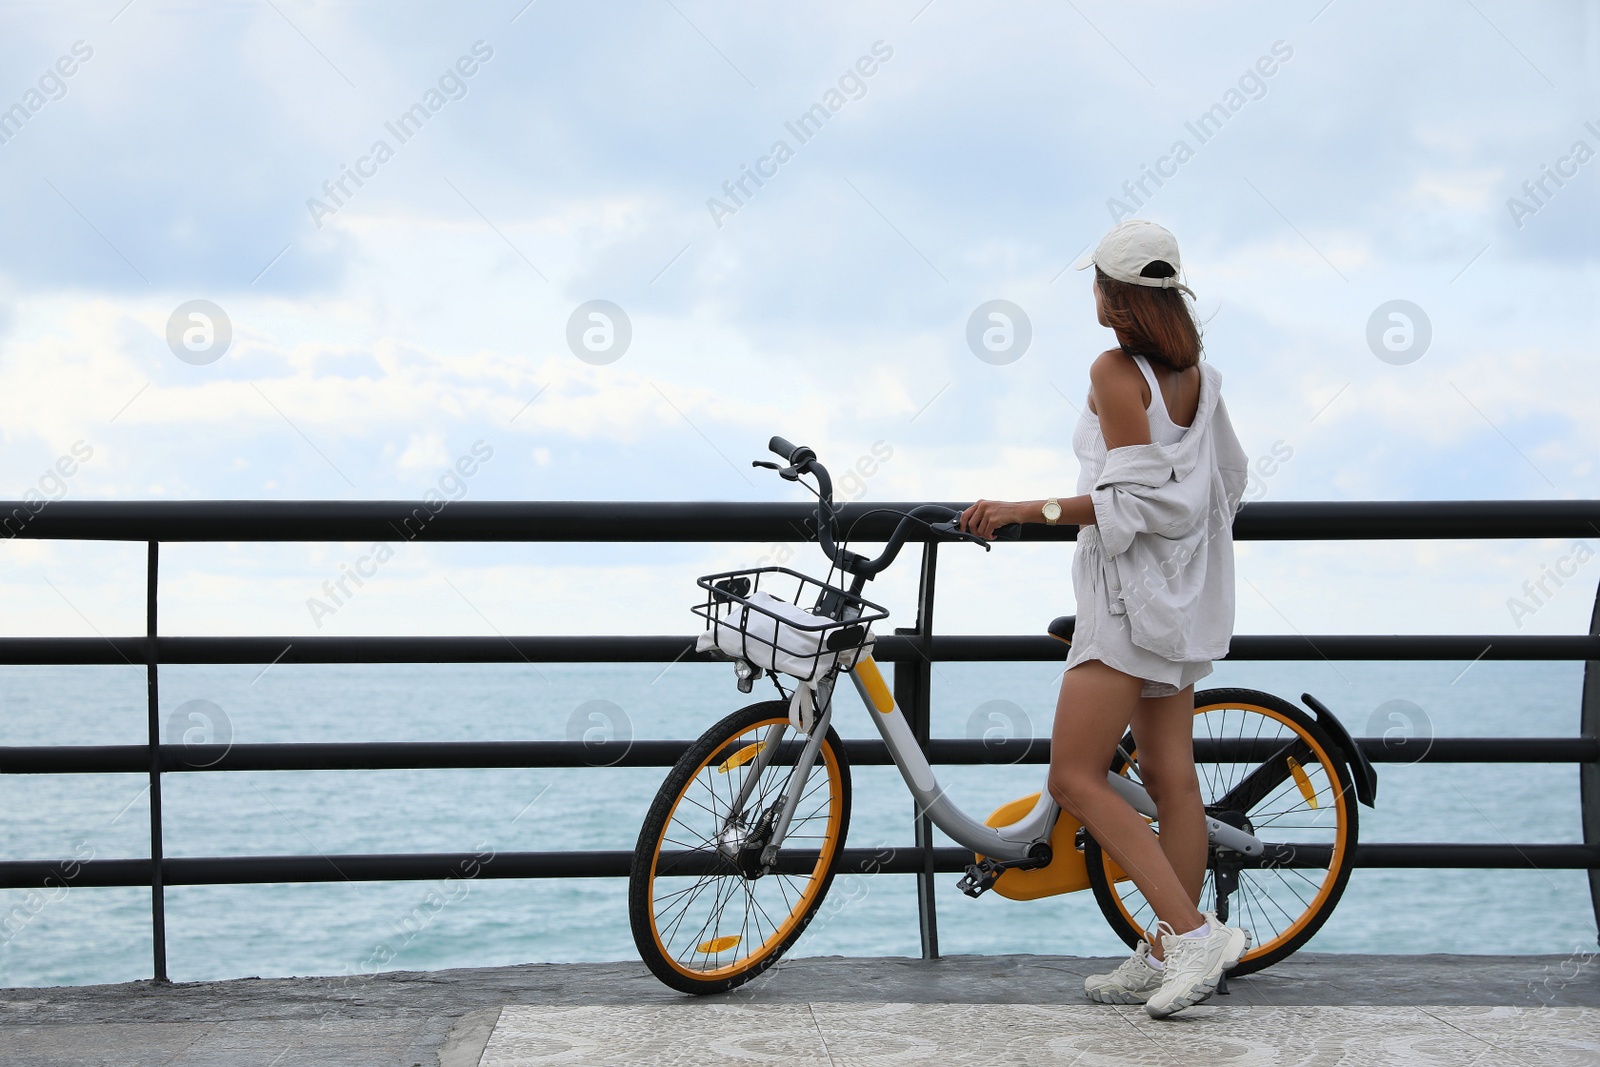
[692,567,889,683]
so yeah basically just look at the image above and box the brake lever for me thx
[751,459,802,482]
[929,519,992,551]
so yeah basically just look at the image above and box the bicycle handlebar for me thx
[757,436,1021,580]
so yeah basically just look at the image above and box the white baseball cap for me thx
[1074,219,1194,296]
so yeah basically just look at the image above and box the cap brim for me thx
[1071,246,1096,271]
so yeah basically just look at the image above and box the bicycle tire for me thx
[629,699,852,995]
[1082,687,1359,976]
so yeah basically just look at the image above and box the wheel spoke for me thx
[1237,877,1273,943]
[659,873,723,949]
[682,871,739,959]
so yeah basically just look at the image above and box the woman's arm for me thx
[958,351,1152,540]
[1090,349,1153,450]
[958,495,1093,539]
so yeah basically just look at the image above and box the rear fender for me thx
[1300,692,1378,808]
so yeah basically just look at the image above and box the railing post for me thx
[1582,580,1600,947]
[146,541,168,982]
[893,541,939,959]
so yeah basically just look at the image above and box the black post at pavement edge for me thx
[1581,580,1600,946]
[904,542,940,960]
[146,541,168,982]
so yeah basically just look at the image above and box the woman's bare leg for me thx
[1129,685,1206,959]
[1048,661,1205,940]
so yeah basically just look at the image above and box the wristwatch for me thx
[1042,499,1062,525]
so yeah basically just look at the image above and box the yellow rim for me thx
[647,716,847,981]
[1101,701,1352,964]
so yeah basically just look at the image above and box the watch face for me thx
[1043,500,1061,521]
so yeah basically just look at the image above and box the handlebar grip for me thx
[993,524,1022,540]
[768,436,815,466]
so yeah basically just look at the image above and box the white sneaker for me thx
[1143,916,1250,1019]
[1083,941,1163,1004]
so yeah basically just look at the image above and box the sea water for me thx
[0,656,1591,987]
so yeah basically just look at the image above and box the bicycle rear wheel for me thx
[629,700,851,995]
[1083,687,1358,976]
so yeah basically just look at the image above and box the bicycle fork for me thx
[716,674,842,872]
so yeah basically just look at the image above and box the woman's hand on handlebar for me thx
[958,499,1031,540]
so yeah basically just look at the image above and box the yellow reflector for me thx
[716,741,765,774]
[696,934,741,954]
[1287,756,1318,809]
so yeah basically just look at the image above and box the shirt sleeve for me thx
[1090,444,1210,557]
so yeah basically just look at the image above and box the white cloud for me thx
[0,0,1591,643]
[395,431,449,471]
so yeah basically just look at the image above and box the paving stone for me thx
[478,1001,1596,1067]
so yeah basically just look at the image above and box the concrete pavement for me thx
[1,953,1596,1065]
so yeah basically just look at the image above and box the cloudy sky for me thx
[0,0,1597,642]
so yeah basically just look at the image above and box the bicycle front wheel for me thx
[629,700,851,995]
[1083,687,1359,976]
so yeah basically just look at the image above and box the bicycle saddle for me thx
[1047,616,1075,645]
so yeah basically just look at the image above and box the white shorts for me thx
[1063,536,1214,698]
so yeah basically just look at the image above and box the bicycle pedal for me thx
[956,859,1003,898]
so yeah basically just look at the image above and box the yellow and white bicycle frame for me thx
[719,629,1265,882]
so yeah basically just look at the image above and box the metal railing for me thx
[1,498,1597,980]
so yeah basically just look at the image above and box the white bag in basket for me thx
[695,590,839,681]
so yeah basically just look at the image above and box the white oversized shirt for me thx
[1084,360,1249,662]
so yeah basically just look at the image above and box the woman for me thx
[959,219,1250,1019]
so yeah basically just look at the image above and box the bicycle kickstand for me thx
[1212,857,1240,995]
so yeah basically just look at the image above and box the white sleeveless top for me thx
[1072,353,1190,495]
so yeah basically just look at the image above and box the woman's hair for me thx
[1095,263,1202,371]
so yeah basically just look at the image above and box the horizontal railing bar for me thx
[909,635,1600,662]
[4,736,1593,775]
[2,842,1595,888]
[1354,737,1600,763]
[921,736,1600,765]
[0,741,696,774]
[0,633,1594,666]
[1349,843,1600,867]
[2,499,1598,542]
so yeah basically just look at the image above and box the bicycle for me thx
[629,437,1379,995]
